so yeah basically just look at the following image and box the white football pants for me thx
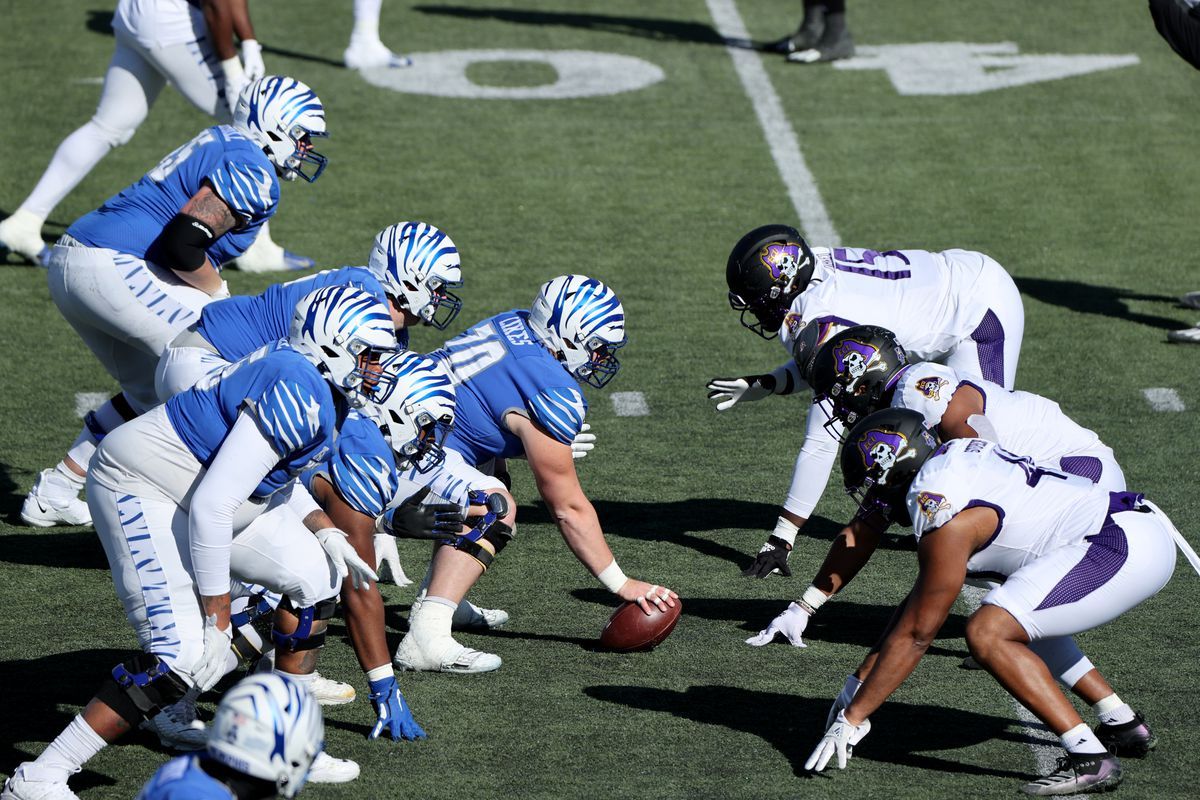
[155,342,230,402]
[47,238,211,414]
[942,252,1025,390]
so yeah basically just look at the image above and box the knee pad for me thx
[271,597,337,652]
[231,594,277,662]
[96,653,189,727]
[447,520,514,572]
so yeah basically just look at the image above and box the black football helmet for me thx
[810,325,908,430]
[840,408,940,526]
[726,224,816,339]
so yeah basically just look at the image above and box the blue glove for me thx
[368,675,427,741]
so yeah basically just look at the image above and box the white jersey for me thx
[892,362,1110,464]
[114,0,206,49]
[778,247,994,363]
[907,438,1111,578]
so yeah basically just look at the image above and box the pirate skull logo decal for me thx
[832,338,890,391]
[857,428,918,484]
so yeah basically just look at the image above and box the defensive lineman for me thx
[708,224,1024,577]
[395,275,678,673]
[20,75,328,529]
[805,409,1186,795]
[0,0,310,273]
[1,286,395,800]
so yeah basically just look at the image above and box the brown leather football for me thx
[599,598,682,652]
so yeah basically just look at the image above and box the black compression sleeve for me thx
[156,213,216,272]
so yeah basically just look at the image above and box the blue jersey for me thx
[136,755,234,800]
[166,341,340,498]
[196,266,402,361]
[432,310,586,464]
[69,125,279,266]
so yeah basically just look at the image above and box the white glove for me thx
[571,423,596,460]
[219,56,247,116]
[240,39,265,83]
[706,375,774,411]
[826,674,864,729]
[315,527,379,589]
[745,601,810,647]
[373,533,413,587]
[805,709,871,772]
[210,279,231,300]
[192,614,233,692]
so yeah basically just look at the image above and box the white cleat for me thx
[20,469,91,528]
[0,210,51,266]
[142,697,207,751]
[394,633,502,674]
[230,233,314,273]
[344,41,413,70]
[310,671,356,706]
[452,600,510,631]
[1179,291,1200,310]
[1168,324,1200,344]
[307,751,360,784]
[1,765,80,800]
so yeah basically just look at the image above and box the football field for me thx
[4,1,1200,797]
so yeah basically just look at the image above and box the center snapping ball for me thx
[599,598,682,652]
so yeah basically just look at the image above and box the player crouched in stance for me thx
[22,75,328,529]
[1,286,394,800]
[805,408,1191,795]
[395,275,678,674]
[136,673,323,800]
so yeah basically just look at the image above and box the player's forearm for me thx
[780,407,840,519]
[768,360,804,395]
[200,593,232,629]
[229,0,255,43]
[202,0,238,59]
[844,630,928,725]
[173,260,226,295]
[553,502,615,577]
[810,517,885,596]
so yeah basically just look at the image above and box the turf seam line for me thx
[610,391,650,417]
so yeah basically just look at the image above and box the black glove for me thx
[742,535,793,578]
[382,487,464,540]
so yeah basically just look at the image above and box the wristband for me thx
[798,584,829,616]
[366,664,394,683]
[772,516,800,547]
[597,560,627,594]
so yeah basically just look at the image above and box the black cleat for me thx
[1095,711,1157,758]
[1021,753,1123,796]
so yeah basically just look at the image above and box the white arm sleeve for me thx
[781,401,843,519]
[768,360,806,395]
[189,411,282,597]
[274,479,321,522]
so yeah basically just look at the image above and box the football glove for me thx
[373,533,413,587]
[380,486,464,540]
[745,601,810,647]
[240,39,265,83]
[805,709,871,772]
[315,527,378,589]
[571,423,596,459]
[368,675,426,741]
[706,375,775,411]
[826,674,864,729]
[742,535,792,578]
[192,614,234,692]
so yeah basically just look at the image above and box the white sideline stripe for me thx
[1143,387,1185,412]
[704,0,838,242]
[611,391,649,417]
[959,587,1061,776]
[75,392,109,419]
[72,77,104,85]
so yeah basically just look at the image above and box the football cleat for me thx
[232,234,315,273]
[786,18,855,64]
[451,600,510,631]
[0,209,51,266]
[1167,324,1200,344]
[1,766,80,800]
[307,751,360,784]
[310,672,356,706]
[1020,753,1122,796]
[20,469,91,528]
[344,42,413,70]
[394,633,502,674]
[1095,711,1157,757]
[142,696,207,751]
[1179,291,1200,310]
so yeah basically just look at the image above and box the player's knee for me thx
[88,115,137,148]
[271,596,337,652]
[965,605,1018,663]
[95,653,190,727]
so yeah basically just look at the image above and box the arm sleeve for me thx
[527,387,586,445]
[277,479,321,520]
[206,159,277,226]
[781,400,844,519]
[189,410,282,596]
[769,360,804,395]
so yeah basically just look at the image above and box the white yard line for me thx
[74,392,109,419]
[1143,387,1185,412]
[704,0,838,242]
[610,391,650,417]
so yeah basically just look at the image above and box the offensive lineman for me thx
[0,0,310,273]
[804,408,1189,795]
[707,224,1025,578]
[20,75,328,529]
[395,275,678,673]
[0,286,395,800]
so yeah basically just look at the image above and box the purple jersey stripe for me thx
[1059,455,1104,484]
[969,309,1006,385]
[1033,516,1128,611]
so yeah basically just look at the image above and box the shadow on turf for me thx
[1015,277,1184,331]
[585,684,1046,780]
[0,530,108,570]
[414,6,755,48]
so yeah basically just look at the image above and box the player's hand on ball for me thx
[805,709,871,772]
[745,601,810,647]
[705,375,775,411]
[571,423,596,459]
[618,579,678,615]
[742,535,792,578]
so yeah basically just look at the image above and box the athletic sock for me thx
[1093,694,1136,726]
[30,714,107,783]
[1060,722,1108,756]
[351,0,383,48]
[279,669,316,687]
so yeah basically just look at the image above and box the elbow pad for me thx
[158,213,216,272]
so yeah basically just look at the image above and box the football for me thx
[599,599,682,652]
